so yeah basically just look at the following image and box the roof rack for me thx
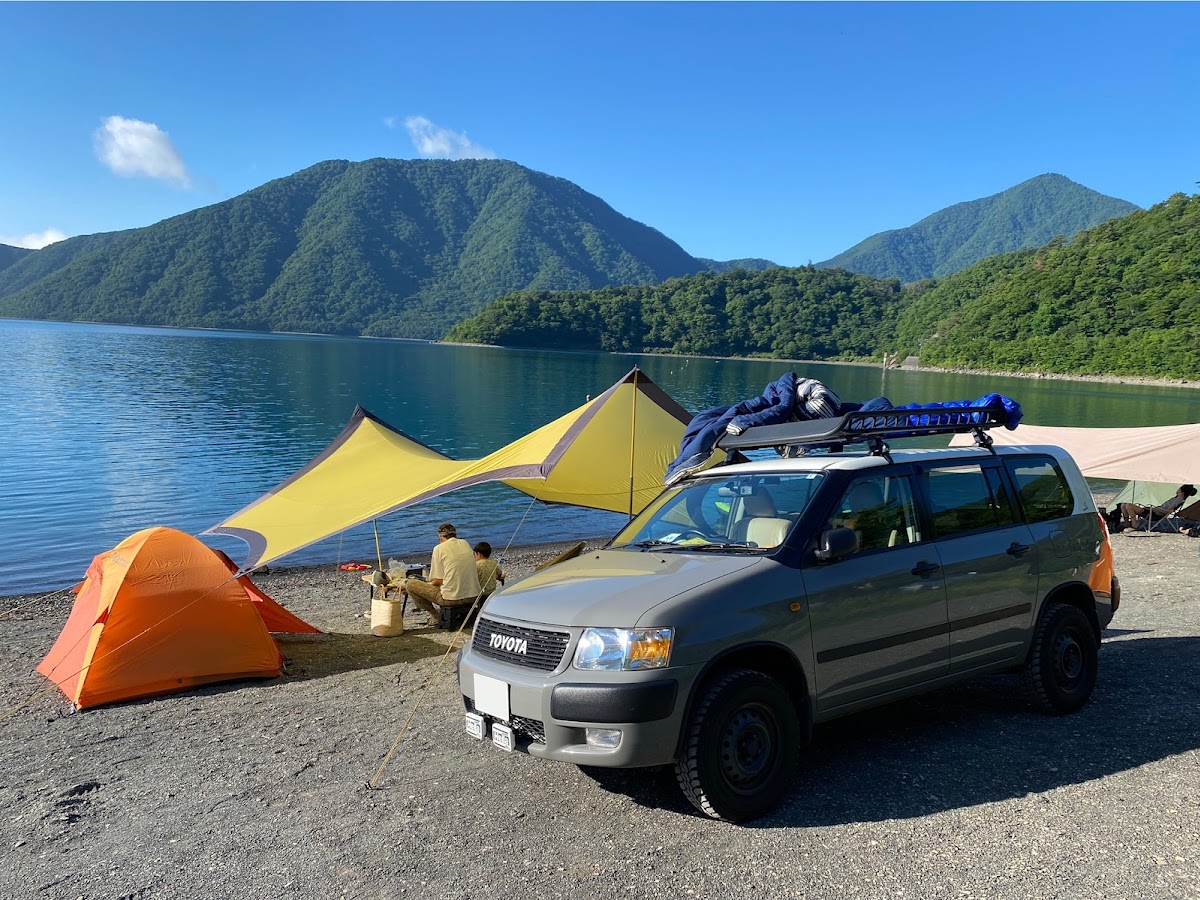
[716,406,1010,458]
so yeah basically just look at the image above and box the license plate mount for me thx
[492,722,515,752]
[464,711,485,740]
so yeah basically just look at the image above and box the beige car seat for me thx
[730,488,792,548]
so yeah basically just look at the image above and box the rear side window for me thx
[923,463,1015,537]
[1006,457,1075,523]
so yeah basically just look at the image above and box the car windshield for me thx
[611,472,826,552]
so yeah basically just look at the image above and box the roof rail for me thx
[716,406,1010,456]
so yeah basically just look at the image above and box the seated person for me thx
[474,541,505,599]
[401,523,481,625]
[1118,484,1197,531]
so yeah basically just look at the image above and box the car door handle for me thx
[1007,542,1032,557]
[911,561,941,577]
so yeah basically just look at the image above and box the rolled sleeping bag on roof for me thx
[795,378,842,420]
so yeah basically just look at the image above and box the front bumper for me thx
[458,629,698,768]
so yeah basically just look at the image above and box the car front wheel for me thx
[674,668,800,822]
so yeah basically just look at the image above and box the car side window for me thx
[826,474,921,554]
[923,463,1015,537]
[1005,457,1075,523]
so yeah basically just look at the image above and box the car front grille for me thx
[472,617,570,672]
[511,715,546,744]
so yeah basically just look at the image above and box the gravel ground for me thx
[2,528,1199,900]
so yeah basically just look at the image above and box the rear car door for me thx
[1004,455,1088,600]
[803,470,949,711]
[918,460,1039,673]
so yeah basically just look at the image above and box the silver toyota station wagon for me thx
[458,409,1119,822]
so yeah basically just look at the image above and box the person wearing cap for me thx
[402,523,481,625]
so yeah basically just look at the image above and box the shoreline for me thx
[439,340,1199,391]
[0,536,611,606]
[9,321,1193,391]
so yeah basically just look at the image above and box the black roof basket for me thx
[716,405,1010,458]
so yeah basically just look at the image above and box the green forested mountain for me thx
[893,192,1200,378]
[698,257,778,274]
[447,267,904,359]
[0,243,34,272]
[450,191,1200,380]
[817,174,1139,283]
[0,159,701,338]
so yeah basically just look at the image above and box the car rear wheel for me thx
[1022,602,1098,714]
[674,668,800,823]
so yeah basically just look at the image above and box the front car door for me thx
[803,470,949,712]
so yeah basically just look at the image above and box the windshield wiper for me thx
[684,541,762,552]
[629,539,679,549]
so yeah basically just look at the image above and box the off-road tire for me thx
[674,669,800,823]
[1022,602,1098,714]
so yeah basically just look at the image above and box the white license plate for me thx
[492,722,514,752]
[464,711,485,740]
[473,673,510,722]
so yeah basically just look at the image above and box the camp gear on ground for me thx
[370,594,404,637]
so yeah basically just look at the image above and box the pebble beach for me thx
[2,522,1198,898]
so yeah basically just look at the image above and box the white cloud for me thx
[0,228,68,249]
[93,116,192,187]
[404,116,496,160]
[383,115,398,129]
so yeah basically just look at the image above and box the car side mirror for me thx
[814,527,859,562]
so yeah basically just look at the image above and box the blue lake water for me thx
[3,318,1198,595]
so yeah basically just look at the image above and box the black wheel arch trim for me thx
[1038,580,1102,645]
[675,640,813,758]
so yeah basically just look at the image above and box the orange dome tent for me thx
[38,527,288,710]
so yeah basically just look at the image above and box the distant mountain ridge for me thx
[0,158,702,339]
[817,174,1139,283]
[0,243,34,272]
[697,257,778,273]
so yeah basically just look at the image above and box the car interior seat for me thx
[730,487,792,548]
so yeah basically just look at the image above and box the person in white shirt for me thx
[402,523,481,625]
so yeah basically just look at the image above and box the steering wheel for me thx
[672,528,714,543]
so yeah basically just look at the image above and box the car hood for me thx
[481,549,761,627]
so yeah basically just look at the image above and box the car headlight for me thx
[573,627,674,671]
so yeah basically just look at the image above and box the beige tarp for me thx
[206,369,701,571]
[950,422,1200,484]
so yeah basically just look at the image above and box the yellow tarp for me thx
[206,369,700,570]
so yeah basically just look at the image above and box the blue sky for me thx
[2,2,1197,265]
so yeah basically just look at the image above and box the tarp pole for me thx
[372,519,384,572]
[628,369,639,521]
